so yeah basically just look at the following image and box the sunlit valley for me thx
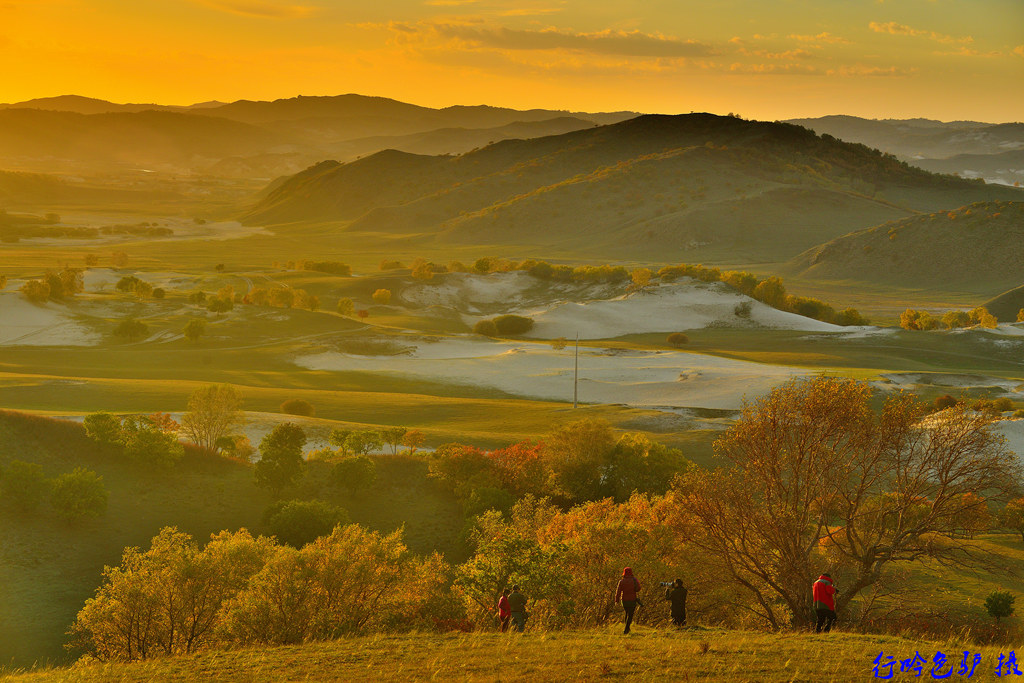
[3,2,1024,679]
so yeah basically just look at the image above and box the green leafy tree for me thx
[544,419,617,504]
[372,289,392,305]
[183,318,205,342]
[331,456,377,495]
[0,460,49,512]
[492,314,534,335]
[50,468,108,521]
[985,591,1015,623]
[113,317,148,342]
[473,319,498,337]
[667,332,689,347]
[180,384,243,451]
[380,426,407,455]
[255,423,307,495]
[329,428,353,455]
[336,297,354,316]
[1000,498,1024,542]
[19,279,50,303]
[345,430,382,456]
[84,412,125,448]
[120,416,183,468]
[263,500,349,548]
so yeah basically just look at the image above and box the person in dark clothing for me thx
[665,578,687,626]
[507,585,528,632]
[812,573,837,633]
[497,588,511,632]
[614,567,641,634]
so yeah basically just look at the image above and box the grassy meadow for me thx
[7,627,1024,682]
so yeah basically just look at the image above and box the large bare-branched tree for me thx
[180,384,243,451]
[676,376,1020,629]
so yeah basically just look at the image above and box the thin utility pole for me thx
[573,332,579,409]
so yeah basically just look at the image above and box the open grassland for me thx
[7,628,1024,682]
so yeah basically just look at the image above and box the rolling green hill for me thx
[786,200,1024,294]
[244,113,1022,262]
[0,411,466,669]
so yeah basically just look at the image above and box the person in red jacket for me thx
[614,567,641,634]
[812,573,837,633]
[497,588,511,632]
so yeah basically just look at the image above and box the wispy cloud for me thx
[826,64,913,77]
[189,0,317,19]
[869,21,971,44]
[788,32,849,45]
[427,24,716,57]
[423,0,478,5]
[1014,45,1024,58]
[497,7,562,16]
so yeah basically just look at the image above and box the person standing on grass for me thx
[615,567,641,634]
[665,578,687,626]
[497,588,511,632]
[507,585,528,632]
[813,573,837,633]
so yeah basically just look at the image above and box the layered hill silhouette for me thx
[786,115,1024,160]
[243,114,1023,262]
[787,200,1024,293]
[788,115,1024,186]
[0,94,632,176]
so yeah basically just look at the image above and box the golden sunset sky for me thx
[2,0,1022,121]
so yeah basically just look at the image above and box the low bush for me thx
[492,314,534,335]
[281,399,315,417]
[667,332,689,347]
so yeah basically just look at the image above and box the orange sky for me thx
[2,0,1022,121]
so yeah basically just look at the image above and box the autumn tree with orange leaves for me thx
[675,376,1020,630]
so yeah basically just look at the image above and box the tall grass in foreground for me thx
[6,627,1024,682]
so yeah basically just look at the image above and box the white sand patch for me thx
[296,337,811,410]
[0,293,100,346]
[988,323,1024,337]
[520,281,842,340]
[878,372,1024,398]
[997,420,1024,461]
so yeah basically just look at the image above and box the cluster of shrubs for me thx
[19,267,84,303]
[900,306,999,331]
[0,460,107,521]
[657,264,868,326]
[115,275,164,299]
[933,394,1020,417]
[83,412,184,468]
[429,419,691,515]
[273,260,351,276]
[385,255,865,326]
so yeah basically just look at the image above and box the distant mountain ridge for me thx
[787,115,1024,186]
[244,113,1023,262]
[0,94,636,176]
